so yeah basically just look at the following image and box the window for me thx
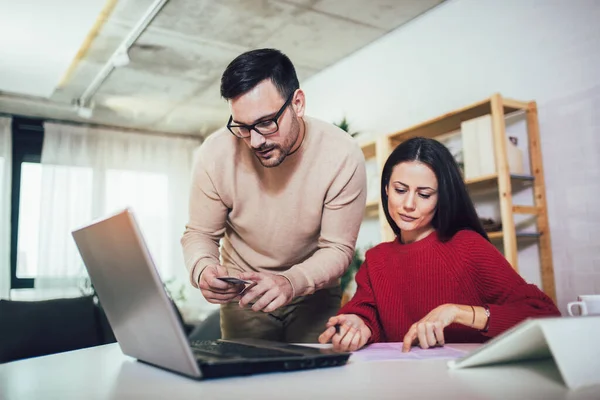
[25,163,94,282]
[16,162,41,278]
[11,117,43,289]
[104,169,172,279]
[10,118,183,292]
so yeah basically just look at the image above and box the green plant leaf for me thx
[334,116,359,137]
[341,248,364,293]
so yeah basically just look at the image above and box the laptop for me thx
[71,209,350,380]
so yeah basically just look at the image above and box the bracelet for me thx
[196,266,208,287]
[470,305,475,327]
[481,305,491,332]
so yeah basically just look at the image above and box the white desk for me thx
[1,343,598,400]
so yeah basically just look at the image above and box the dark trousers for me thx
[220,286,342,343]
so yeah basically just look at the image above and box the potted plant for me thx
[334,116,365,304]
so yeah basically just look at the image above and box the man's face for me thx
[229,79,304,168]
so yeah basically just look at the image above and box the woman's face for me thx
[385,161,438,243]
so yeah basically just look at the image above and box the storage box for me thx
[461,115,524,180]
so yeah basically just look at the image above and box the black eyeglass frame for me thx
[226,92,295,138]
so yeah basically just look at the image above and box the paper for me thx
[350,343,468,362]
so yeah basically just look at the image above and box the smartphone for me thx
[217,276,254,285]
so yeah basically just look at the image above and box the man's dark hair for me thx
[380,137,489,242]
[220,48,300,100]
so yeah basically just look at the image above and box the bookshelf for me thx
[359,93,556,302]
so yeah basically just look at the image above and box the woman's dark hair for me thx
[220,48,300,101]
[380,136,489,242]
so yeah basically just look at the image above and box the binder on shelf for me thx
[461,115,524,181]
[364,158,380,203]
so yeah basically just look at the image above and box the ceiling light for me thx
[77,106,93,119]
[112,48,130,67]
[74,0,169,109]
[73,98,93,119]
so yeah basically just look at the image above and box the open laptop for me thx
[71,209,350,380]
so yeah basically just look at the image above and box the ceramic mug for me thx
[567,294,600,316]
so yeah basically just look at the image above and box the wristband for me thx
[481,305,491,332]
[470,305,475,327]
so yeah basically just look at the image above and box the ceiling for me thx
[0,0,444,138]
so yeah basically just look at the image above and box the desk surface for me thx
[1,343,597,400]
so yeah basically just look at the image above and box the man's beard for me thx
[254,116,300,168]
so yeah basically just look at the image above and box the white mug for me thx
[567,294,600,316]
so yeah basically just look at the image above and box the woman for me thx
[319,137,560,352]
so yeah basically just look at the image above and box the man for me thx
[181,48,366,343]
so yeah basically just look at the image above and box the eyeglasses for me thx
[226,93,294,138]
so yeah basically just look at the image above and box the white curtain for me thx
[0,117,11,299]
[33,123,201,304]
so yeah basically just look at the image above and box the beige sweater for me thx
[181,116,367,297]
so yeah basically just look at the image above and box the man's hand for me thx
[236,271,294,313]
[318,314,371,352]
[402,303,459,352]
[198,265,245,304]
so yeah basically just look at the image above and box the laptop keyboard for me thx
[190,340,300,359]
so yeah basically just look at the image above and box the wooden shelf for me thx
[465,173,534,192]
[360,93,556,302]
[488,231,541,241]
[360,140,377,159]
[512,205,540,215]
[388,94,528,147]
[365,200,379,218]
[364,174,536,217]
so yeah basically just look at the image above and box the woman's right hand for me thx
[318,314,371,352]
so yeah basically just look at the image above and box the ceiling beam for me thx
[76,0,171,109]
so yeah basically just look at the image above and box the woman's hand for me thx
[402,304,460,352]
[318,314,371,352]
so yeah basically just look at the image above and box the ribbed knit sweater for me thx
[339,229,560,344]
[181,116,367,297]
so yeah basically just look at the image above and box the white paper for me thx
[350,343,468,362]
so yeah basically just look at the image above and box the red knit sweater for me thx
[340,229,560,344]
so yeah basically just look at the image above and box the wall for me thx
[303,0,600,313]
